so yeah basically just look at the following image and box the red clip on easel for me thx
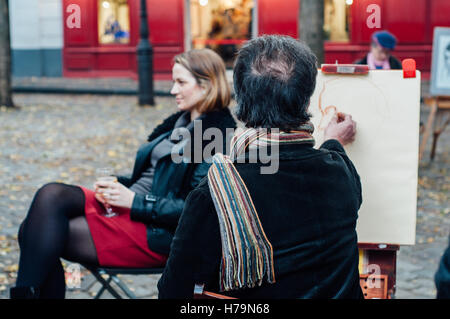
[402,59,416,78]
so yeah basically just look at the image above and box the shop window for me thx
[324,0,351,42]
[98,0,130,44]
[190,0,254,68]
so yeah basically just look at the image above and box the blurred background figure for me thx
[355,30,402,70]
[103,15,129,43]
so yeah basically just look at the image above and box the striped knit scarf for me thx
[207,124,315,291]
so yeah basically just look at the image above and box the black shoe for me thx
[10,286,40,299]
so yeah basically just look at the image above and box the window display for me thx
[190,0,254,67]
[324,0,351,42]
[98,0,130,44]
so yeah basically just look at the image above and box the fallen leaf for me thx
[10,185,22,192]
[84,170,94,177]
[107,150,117,158]
[14,175,28,182]
[418,177,431,188]
[9,154,23,161]
[3,264,18,272]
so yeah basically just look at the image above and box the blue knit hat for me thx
[372,30,397,50]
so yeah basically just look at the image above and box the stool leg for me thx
[94,276,112,299]
[111,275,138,299]
[91,271,123,299]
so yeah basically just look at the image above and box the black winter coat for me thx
[118,108,236,255]
[158,139,364,298]
[435,237,450,299]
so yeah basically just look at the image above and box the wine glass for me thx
[95,167,118,218]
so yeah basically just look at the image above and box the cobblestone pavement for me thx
[0,91,448,299]
[395,105,449,299]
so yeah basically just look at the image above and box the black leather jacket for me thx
[118,108,236,255]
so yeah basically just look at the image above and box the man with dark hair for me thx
[355,30,402,70]
[158,35,362,299]
[233,35,317,130]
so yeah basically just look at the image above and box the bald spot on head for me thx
[251,54,295,83]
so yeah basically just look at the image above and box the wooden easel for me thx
[358,243,399,299]
[419,96,450,161]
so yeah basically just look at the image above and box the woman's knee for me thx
[35,182,67,200]
[29,182,83,219]
[35,182,82,206]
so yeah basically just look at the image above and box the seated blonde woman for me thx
[11,49,236,299]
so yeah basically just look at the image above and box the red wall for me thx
[63,0,184,79]
[258,0,298,37]
[62,0,450,80]
[430,0,450,35]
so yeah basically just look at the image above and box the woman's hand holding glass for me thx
[94,167,136,217]
[94,179,136,211]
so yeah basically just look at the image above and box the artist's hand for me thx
[324,112,357,146]
[94,181,136,209]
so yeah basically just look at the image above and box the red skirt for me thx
[80,186,168,268]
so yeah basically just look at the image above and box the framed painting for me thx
[430,27,450,96]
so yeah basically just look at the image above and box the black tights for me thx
[16,183,98,298]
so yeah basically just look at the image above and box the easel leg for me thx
[419,100,437,161]
[430,110,450,161]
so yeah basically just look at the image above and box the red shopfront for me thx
[62,0,450,80]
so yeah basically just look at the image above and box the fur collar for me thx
[147,108,236,142]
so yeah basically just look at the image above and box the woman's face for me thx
[170,63,205,112]
[370,43,390,62]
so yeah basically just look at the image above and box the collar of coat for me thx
[147,107,237,142]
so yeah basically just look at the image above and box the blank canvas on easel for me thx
[309,70,421,245]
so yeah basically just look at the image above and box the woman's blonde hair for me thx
[173,48,231,113]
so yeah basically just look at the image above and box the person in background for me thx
[355,30,402,70]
